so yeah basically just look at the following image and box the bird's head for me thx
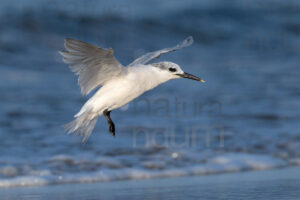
[151,62,205,82]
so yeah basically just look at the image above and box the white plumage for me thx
[59,36,204,142]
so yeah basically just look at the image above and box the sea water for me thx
[0,0,299,187]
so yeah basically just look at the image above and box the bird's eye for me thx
[169,67,177,72]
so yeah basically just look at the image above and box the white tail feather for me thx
[64,112,98,143]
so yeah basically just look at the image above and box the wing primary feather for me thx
[128,36,194,66]
[59,38,123,95]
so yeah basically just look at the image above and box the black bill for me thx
[177,72,205,82]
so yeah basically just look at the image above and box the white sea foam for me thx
[0,153,289,188]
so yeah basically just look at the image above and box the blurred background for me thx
[0,0,299,187]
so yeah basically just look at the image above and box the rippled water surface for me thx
[0,0,300,187]
[1,167,300,200]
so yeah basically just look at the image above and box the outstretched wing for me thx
[128,36,193,67]
[59,38,123,95]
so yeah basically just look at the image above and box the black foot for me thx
[103,109,116,137]
[108,122,115,136]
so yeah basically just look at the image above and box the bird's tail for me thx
[64,112,98,143]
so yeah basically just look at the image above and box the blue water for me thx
[1,167,300,200]
[0,0,300,187]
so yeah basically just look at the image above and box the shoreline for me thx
[1,166,299,199]
[0,152,289,188]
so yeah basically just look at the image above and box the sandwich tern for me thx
[59,36,204,142]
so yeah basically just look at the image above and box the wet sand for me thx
[1,166,299,200]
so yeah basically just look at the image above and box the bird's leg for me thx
[103,109,115,136]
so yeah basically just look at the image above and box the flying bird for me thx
[59,36,204,142]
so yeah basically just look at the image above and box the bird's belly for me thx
[108,83,144,110]
[92,79,145,112]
